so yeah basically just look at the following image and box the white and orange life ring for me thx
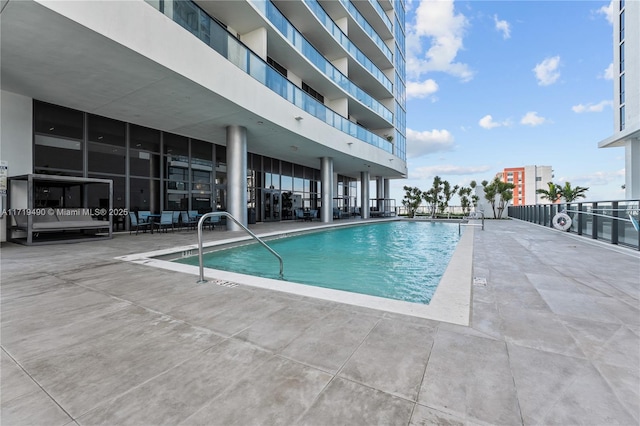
[552,212,572,231]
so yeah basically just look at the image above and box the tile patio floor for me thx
[1,219,639,425]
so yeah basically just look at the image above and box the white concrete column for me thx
[1,91,33,242]
[226,125,247,230]
[626,139,640,199]
[361,171,370,219]
[321,157,333,223]
[376,176,384,199]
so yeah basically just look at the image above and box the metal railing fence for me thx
[508,200,640,251]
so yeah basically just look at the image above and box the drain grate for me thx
[213,279,238,288]
[473,277,487,287]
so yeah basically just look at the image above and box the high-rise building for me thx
[0,0,407,240]
[497,165,553,206]
[598,0,639,199]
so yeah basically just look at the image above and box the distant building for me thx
[598,0,639,199]
[496,166,554,205]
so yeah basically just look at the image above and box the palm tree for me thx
[482,177,514,218]
[536,182,562,203]
[559,182,589,202]
[402,186,423,218]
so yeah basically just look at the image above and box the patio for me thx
[1,219,638,425]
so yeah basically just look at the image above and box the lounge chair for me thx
[295,209,305,221]
[208,214,221,230]
[181,211,197,230]
[129,212,153,235]
[172,211,181,230]
[157,211,174,232]
[138,210,151,223]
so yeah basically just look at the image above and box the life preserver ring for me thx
[552,212,572,231]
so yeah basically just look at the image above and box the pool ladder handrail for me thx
[459,210,484,235]
[196,212,284,283]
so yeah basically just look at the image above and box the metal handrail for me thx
[564,209,637,223]
[459,211,484,235]
[196,212,283,283]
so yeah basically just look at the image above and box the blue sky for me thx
[388,0,623,203]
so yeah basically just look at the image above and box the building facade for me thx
[497,165,553,206]
[0,0,407,239]
[598,0,639,199]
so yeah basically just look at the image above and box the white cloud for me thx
[406,79,439,100]
[572,100,613,113]
[520,111,546,126]
[478,114,504,129]
[410,164,492,180]
[406,0,473,82]
[494,15,511,39]
[596,1,614,25]
[406,128,455,158]
[602,62,614,80]
[533,56,561,86]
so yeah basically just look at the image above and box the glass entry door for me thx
[263,190,280,222]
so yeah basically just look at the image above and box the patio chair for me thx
[208,214,221,230]
[157,211,174,233]
[129,212,153,235]
[138,210,151,223]
[172,210,181,230]
[181,211,197,230]
[295,208,305,221]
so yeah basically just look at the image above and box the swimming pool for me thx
[175,221,460,304]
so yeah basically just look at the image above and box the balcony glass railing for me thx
[370,0,393,31]
[251,0,393,123]
[146,0,393,154]
[338,0,392,62]
[300,0,393,93]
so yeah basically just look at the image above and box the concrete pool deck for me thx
[1,218,639,425]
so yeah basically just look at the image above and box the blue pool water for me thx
[177,221,461,304]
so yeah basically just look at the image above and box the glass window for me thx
[35,135,83,171]
[34,101,83,139]
[281,175,292,191]
[192,139,213,169]
[192,170,211,191]
[34,182,82,208]
[34,101,84,172]
[167,166,188,190]
[88,115,126,175]
[130,177,160,213]
[130,149,160,178]
[620,10,625,40]
[88,175,126,209]
[166,193,189,211]
[88,142,126,175]
[192,195,211,213]
[620,42,625,73]
[88,115,125,147]
[620,73,625,104]
[164,133,189,157]
[620,105,625,131]
[130,124,160,152]
[215,144,226,168]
